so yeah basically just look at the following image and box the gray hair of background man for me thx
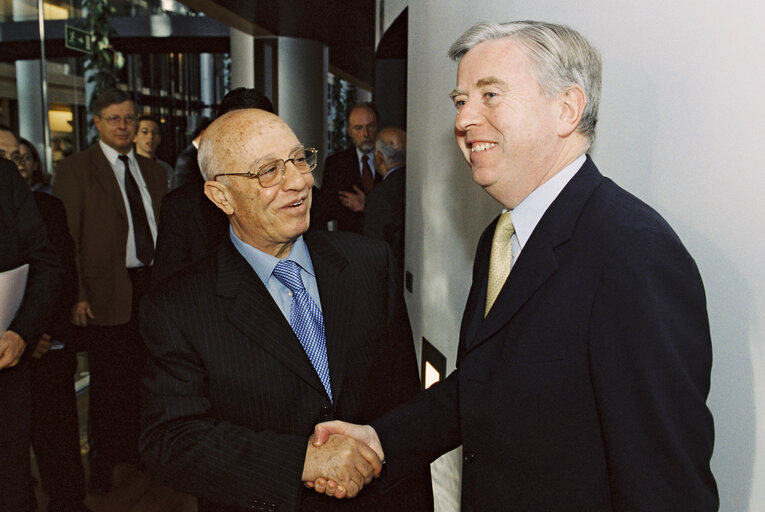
[448,20,602,148]
[375,135,405,166]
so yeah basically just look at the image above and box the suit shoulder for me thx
[56,146,99,175]
[149,252,217,302]
[305,229,389,260]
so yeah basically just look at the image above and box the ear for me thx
[93,115,102,132]
[557,85,586,138]
[203,180,235,216]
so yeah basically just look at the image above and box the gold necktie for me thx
[485,211,514,317]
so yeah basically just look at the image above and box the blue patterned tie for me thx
[272,259,332,401]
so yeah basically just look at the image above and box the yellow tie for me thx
[485,212,514,317]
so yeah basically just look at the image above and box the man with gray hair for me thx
[312,20,718,510]
[363,127,407,279]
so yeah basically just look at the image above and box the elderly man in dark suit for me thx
[313,20,718,511]
[363,127,407,280]
[318,102,381,232]
[0,152,63,511]
[140,108,432,511]
[54,88,168,493]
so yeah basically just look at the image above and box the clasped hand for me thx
[302,432,381,498]
[302,421,383,499]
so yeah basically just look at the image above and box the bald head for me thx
[198,108,293,181]
[198,108,314,258]
[374,127,406,177]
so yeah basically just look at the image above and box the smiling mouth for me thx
[288,198,305,208]
[471,142,498,153]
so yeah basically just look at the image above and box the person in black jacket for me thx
[0,127,63,511]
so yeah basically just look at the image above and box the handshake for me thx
[301,421,382,499]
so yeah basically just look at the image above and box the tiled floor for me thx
[31,353,197,512]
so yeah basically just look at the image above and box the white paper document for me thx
[0,264,29,331]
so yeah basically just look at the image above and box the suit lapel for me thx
[217,240,328,396]
[91,146,128,222]
[465,157,604,353]
[136,154,166,219]
[304,232,351,402]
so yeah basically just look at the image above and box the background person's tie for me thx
[361,154,375,194]
[272,259,332,401]
[119,155,154,266]
[485,211,514,317]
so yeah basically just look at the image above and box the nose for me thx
[454,97,480,133]
[281,160,312,190]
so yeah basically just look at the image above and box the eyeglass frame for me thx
[98,114,137,126]
[213,147,318,188]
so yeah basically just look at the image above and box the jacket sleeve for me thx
[5,168,63,345]
[588,224,718,510]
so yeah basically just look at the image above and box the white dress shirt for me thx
[507,153,586,268]
[99,140,159,268]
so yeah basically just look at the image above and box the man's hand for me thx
[0,330,26,370]
[338,186,365,212]
[302,433,382,499]
[32,333,52,359]
[305,421,384,497]
[71,300,94,326]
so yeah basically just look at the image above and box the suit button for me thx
[463,452,476,463]
[321,405,334,419]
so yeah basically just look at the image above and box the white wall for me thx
[405,1,765,510]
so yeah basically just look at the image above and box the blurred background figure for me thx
[133,115,173,188]
[0,125,64,512]
[18,138,52,193]
[2,126,90,512]
[170,117,211,191]
[319,102,381,233]
[363,127,407,281]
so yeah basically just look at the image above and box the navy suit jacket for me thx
[373,157,718,511]
[140,230,432,512]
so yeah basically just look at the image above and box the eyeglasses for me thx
[214,148,318,188]
[18,154,34,163]
[99,114,136,126]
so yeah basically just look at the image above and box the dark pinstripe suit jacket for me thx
[140,229,432,512]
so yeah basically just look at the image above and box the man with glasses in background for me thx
[139,108,432,512]
[54,88,168,494]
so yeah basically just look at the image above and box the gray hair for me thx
[449,20,601,147]
[376,137,405,166]
[197,136,219,181]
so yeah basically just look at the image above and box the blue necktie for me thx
[272,259,332,401]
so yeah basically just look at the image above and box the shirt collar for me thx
[510,153,586,250]
[99,140,135,165]
[229,227,315,285]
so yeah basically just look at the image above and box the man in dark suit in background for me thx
[152,88,273,286]
[1,125,89,511]
[312,20,718,510]
[0,147,63,510]
[170,117,211,191]
[319,102,381,232]
[363,127,407,280]
[54,88,168,493]
[140,108,432,511]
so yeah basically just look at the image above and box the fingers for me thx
[355,439,383,480]
[0,330,26,370]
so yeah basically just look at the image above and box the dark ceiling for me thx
[180,0,376,89]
